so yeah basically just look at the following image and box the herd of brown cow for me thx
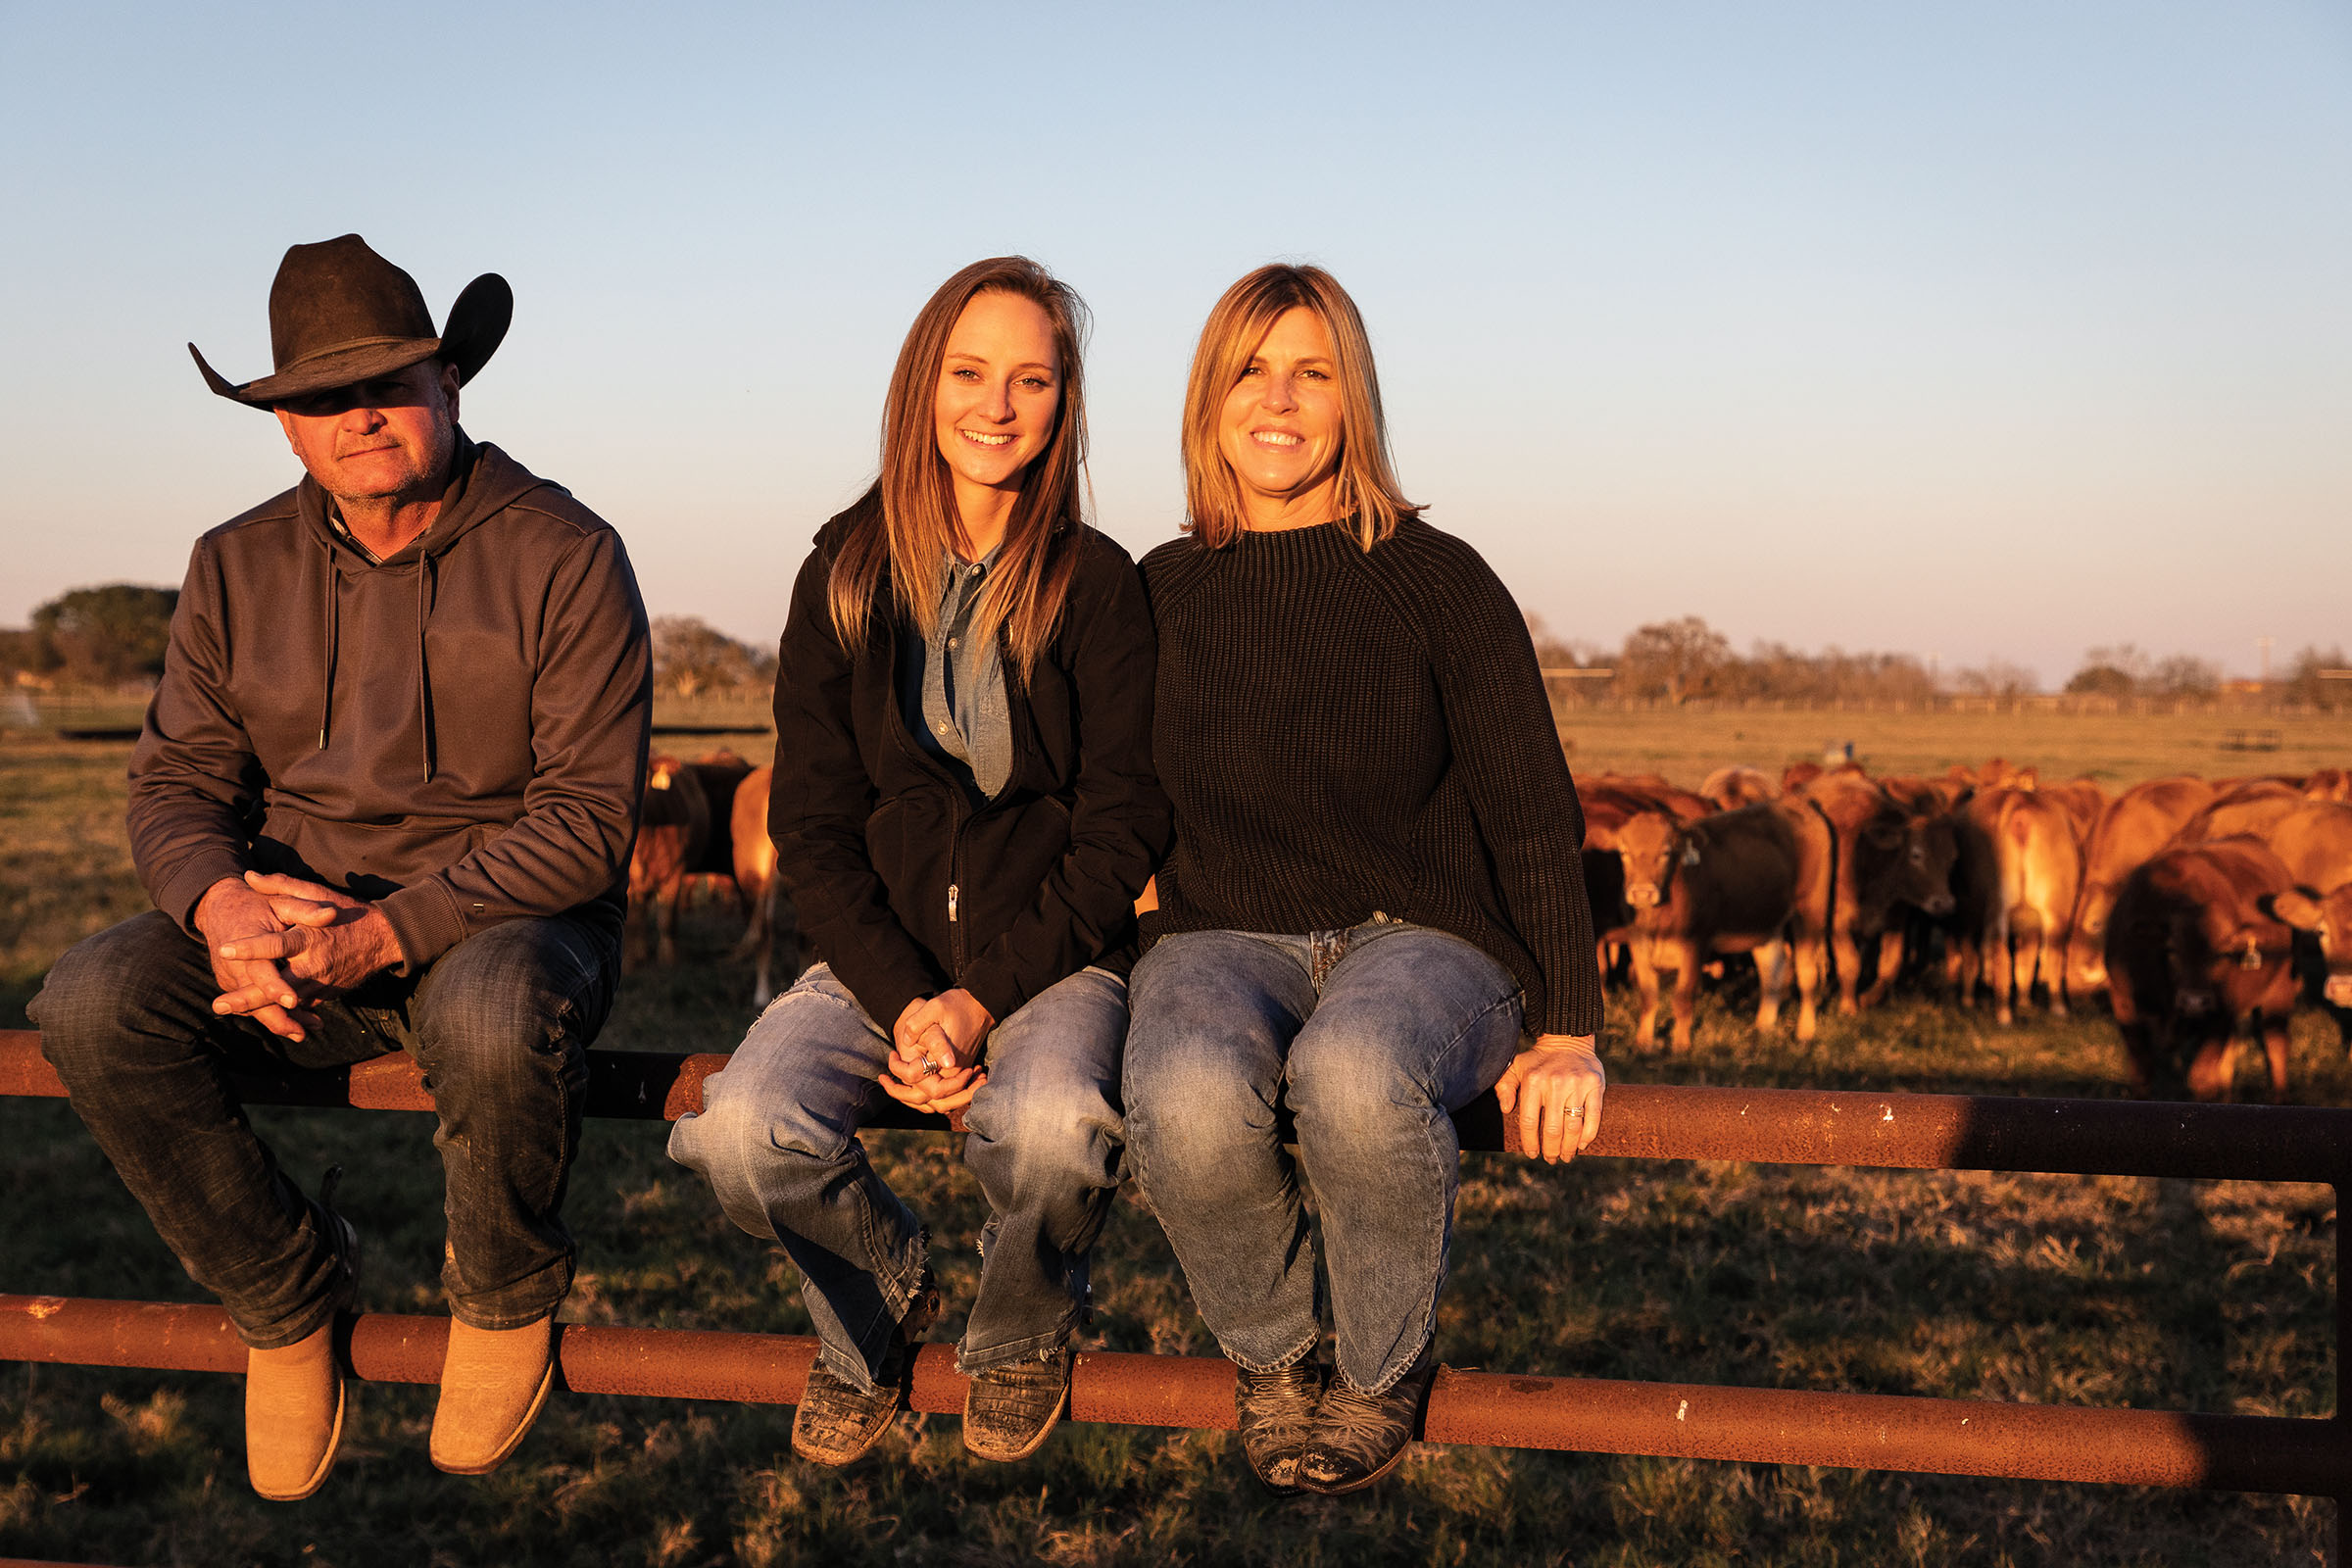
[1581,760,2352,1102]
[630,743,2351,1102]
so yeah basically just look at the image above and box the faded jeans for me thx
[1123,920,1523,1394]
[31,908,616,1348]
[668,962,1125,1392]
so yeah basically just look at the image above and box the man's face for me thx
[272,359,461,507]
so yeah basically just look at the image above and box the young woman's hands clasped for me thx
[880,988,996,1113]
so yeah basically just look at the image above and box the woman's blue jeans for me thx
[668,962,1125,1392]
[1123,920,1523,1395]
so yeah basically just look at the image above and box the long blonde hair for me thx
[1181,264,1421,550]
[827,256,1090,678]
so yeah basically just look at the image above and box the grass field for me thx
[3,710,2347,1566]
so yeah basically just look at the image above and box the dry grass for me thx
[1558,705,2347,789]
[1,710,2343,1565]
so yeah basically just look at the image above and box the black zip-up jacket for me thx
[770,499,1170,1031]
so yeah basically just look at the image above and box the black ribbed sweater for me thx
[1139,517,1601,1037]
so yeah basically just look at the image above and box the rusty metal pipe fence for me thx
[4,1028,2348,1517]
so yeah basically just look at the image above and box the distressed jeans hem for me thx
[956,1306,1085,1376]
[1218,1331,1323,1379]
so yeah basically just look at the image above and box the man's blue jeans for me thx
[667,962,1125,1392]
[1123,920,1523,1394]
[30,907,616,1348]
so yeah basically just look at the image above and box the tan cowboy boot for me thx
[430,1316,557,1474]
[246,1321,345,1501]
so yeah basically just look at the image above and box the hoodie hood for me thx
[293,434,566,781]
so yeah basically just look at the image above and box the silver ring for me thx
[920,1056,941,1079]
[1566,1107,1586,1118]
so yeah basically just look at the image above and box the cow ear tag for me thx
[2239,935,2264,971]
[1681,845,1702,867]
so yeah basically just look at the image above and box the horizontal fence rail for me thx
[9,1029,2350,1176]
[0,1294,2341,1495]
[4,1028,2348,1518]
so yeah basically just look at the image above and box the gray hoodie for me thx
[127,437,652,970]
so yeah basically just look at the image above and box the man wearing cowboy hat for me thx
[31,234,652,1498]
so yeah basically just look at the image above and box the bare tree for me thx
[652,615,770,701]
[1618,616,1732,704]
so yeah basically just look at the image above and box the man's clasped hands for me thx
[195,870,406,1044]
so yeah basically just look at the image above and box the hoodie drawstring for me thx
[318,537,339,751]
[416,554,436,784]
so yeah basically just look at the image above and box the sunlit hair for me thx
[827,256,1090,679]
[1180,264,1421,551]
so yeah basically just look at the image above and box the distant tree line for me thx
[3,587,2336,713]
[1527,614,2346,711]
[0,585,179,687]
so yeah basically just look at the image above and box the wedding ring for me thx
[920,1056,942,1078]
[1566,1106,1586,1119]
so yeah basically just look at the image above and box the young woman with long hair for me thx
[1124,264,1606,1495]
[670,257,1167,1466]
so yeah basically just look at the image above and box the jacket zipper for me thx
[947,822,967,975]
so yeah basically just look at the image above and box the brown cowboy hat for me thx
[189,233,513,408]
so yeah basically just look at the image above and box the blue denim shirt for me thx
[899,546,1010,802]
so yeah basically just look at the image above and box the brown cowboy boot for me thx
[430,1315,558,1474]
[246,1188,359,1501]
[962,1345,1074,1462]
[1297,1346,1438,1494]
[791,1270,942,1466]
[1234,1357,1326,1495]
[246,1321,346,1501]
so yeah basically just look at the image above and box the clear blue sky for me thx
[5,1,2346,686]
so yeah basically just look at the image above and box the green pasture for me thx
[2,712,2346,1566]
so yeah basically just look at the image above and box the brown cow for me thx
[684,749,756,906]
[1782,760,1825,793]
[1800,772,1960,1012]
[2043,777,2108,840]
[2266,802,2352,1035]
[2107,837,2302,1101]
[1953,788,2081,1024]
[2304,767,2352,805]
[2064,775,2219,1001]
[1615,801,1833,1050]
[2171,785,2306,849]
[1880,774,1969,813]
[1699,765,1778,810]
[626,753,711,966]
[1575,778,1709,987]
[1796,775,1966,1020]
[727,763,794,1006]
[1579,776,1714,844]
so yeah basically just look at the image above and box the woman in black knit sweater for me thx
[1124,264,1607,1495]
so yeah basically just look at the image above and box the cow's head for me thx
[1867,812,1958,916]
[1616,810,1684,909]
[2268,886,2352,1008]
